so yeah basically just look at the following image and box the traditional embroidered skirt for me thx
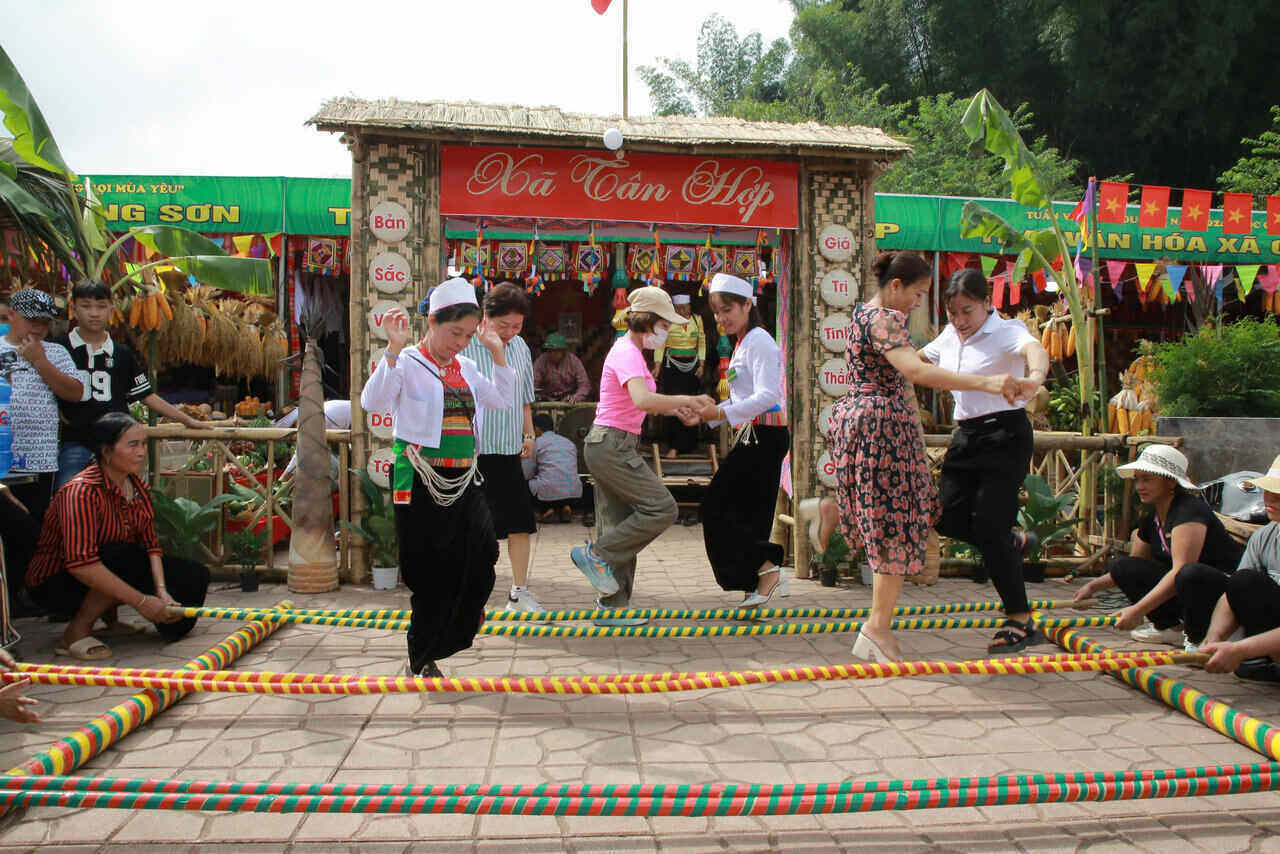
[700,424,789,592]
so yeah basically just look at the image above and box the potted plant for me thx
[1016,474,1078,582]
[341,469,399,589]
[151,490,241,562]
[817,533,853,587]
[224,527,268,592]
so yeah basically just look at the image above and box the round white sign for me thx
[368,299,405,340]
[368,347,385,376]
[820,268,856,307]
[817,450,837,488]
[366,446,396,489]
[818,403,835,437]
[819,313,851,353]
[818,357,848,397]
[369,200,410,242]
[367,409,395,440]
[369,251,411,294]
[818,224,855,262]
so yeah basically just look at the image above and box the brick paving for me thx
[3,520,1280,852]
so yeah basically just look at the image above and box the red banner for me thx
[441,145,799,229]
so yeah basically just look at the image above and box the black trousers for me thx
[936,410,1033,615]
[1109,555,1232,642]
[395,474,497,672]
[1224,569,1280,638]
[659,360,702,454]
[2,473,54,598]
[29,543,210,641]
[701,426,789,593]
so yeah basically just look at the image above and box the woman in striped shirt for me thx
[361,278,514,678]
[25,412,209,660]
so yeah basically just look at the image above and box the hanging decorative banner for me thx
[366,409,395,440]
[367,447,395,489]
[369,251,411,294]
[664,245,697,280]
[534,243,569,277]
[730,248,758,279]
[697,245,726,278]
[816,450,837,488]
[575,242,605,277]
[367,299,404,340]
[441,145,798,228]
[627,244,658,279]
[817,224,855,262]
[818,357,848,397]
[305,239,338,274]
[369,200,411,242]
[979,255,998,276]
[819,313,851,353]
[1237,264,1261,297]
[819,268,855,307]
[818,404,835,437]
[496,242,528,277]
[458,241,490,273]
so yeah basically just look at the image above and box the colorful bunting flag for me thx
[1180,188,1211,231]
[1098,181,1129,224]
[1138,185,1170,228]
[1222,193,1254,234]
[1032,269,1046,293]
[1105,260,1128,300]
[1268,196,1280,236]
[979,255,998,276]
[991,274,1006,308]
[1236,265,1260,297]
[1165,264,1188,299]
[1134,262,1157,292]
[1258,266,1280,294]
[1010,278,1021,305]
[1201,264,1224,288]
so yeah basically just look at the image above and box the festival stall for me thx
[306,99,911,574]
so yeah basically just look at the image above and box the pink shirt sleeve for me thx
[611,340,653,389]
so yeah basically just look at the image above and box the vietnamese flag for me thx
[1222,192,1254,234]
[1268,196,1280,235]
[591,0,613,12]
[1139,185,1170,229]
[1098,181,1129,224]
[1180,188,1211,231]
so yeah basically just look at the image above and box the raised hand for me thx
[383,308,410,354]
[475,318,504,357]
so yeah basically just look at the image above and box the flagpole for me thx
[1086,177,1107,430]
[622,0,629,118]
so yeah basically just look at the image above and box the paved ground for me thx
[3,520,1280,852]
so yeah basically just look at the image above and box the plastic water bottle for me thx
[0,373,12,478]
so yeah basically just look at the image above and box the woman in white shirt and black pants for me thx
[921,269,1049,654]
[360,278,514,678]
[693,274,789,607]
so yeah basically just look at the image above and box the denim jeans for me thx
[55,442,96,493]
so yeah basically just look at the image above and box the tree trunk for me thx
[287,334,338,592]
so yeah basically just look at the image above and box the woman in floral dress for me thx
[828,252,1034,663]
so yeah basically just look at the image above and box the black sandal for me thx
[987,618,1043,656]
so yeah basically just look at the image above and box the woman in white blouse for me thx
[692,274,790,607]
[360,278,514,678]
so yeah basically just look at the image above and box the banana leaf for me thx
[0,45,71,176]
[110,226,273,295]
[961,89,1051,209]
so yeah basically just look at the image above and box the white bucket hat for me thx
[1116,444,1198,491]
[1243,453,1280,494]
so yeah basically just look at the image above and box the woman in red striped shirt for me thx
[26,413,209,660]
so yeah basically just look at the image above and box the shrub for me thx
[1147,318,1280,417]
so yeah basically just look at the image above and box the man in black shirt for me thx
[52,281,210,491]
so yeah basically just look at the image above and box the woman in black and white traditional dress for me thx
[693,274,790,607]
[361,278,514,678]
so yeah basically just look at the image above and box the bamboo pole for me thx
[338,440,350,575]
[265,438,275,572]
[792,160,814,578]
[347,131,370,580]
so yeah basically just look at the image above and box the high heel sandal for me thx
[741,566,789,608]
[851,631,894,663]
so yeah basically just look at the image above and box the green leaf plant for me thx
[340,469,399,569]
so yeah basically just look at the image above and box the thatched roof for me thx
[308,98,910,159]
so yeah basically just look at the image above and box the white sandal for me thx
[741,566,789,608]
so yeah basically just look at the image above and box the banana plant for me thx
[958,89,1097,434]
[0,46,270,294]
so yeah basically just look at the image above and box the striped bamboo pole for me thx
[166,608,1116,637]
[4,602,292,780]
[1049,625,1280,761]
[1,766,1277,816]
[168,599,1092,624]
[5,651,1201,697]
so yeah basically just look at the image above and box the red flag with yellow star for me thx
[1098,181,1129,224]
[1180,188,1211,232]
[1268,196,1280,235]
[1222,192,1253,234]
[1138,185,1170,229]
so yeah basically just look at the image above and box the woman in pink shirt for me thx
[571,287,715,625]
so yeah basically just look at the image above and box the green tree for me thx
[1219,105,1280,201]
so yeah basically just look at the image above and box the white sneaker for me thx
[505,590,547,623]
[1129,623,1184,646]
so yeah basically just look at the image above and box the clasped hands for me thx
[988,375,1042,406]
[673,394,719,427]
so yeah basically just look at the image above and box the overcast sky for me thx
[4,0,794,178]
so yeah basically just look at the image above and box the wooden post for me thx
[338,440,350,575]
[346,131,369,581]
[212,443,224,565]
[265,439,275,571]
[791,161,814,578]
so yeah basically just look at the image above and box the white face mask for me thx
[642,327,669,350]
